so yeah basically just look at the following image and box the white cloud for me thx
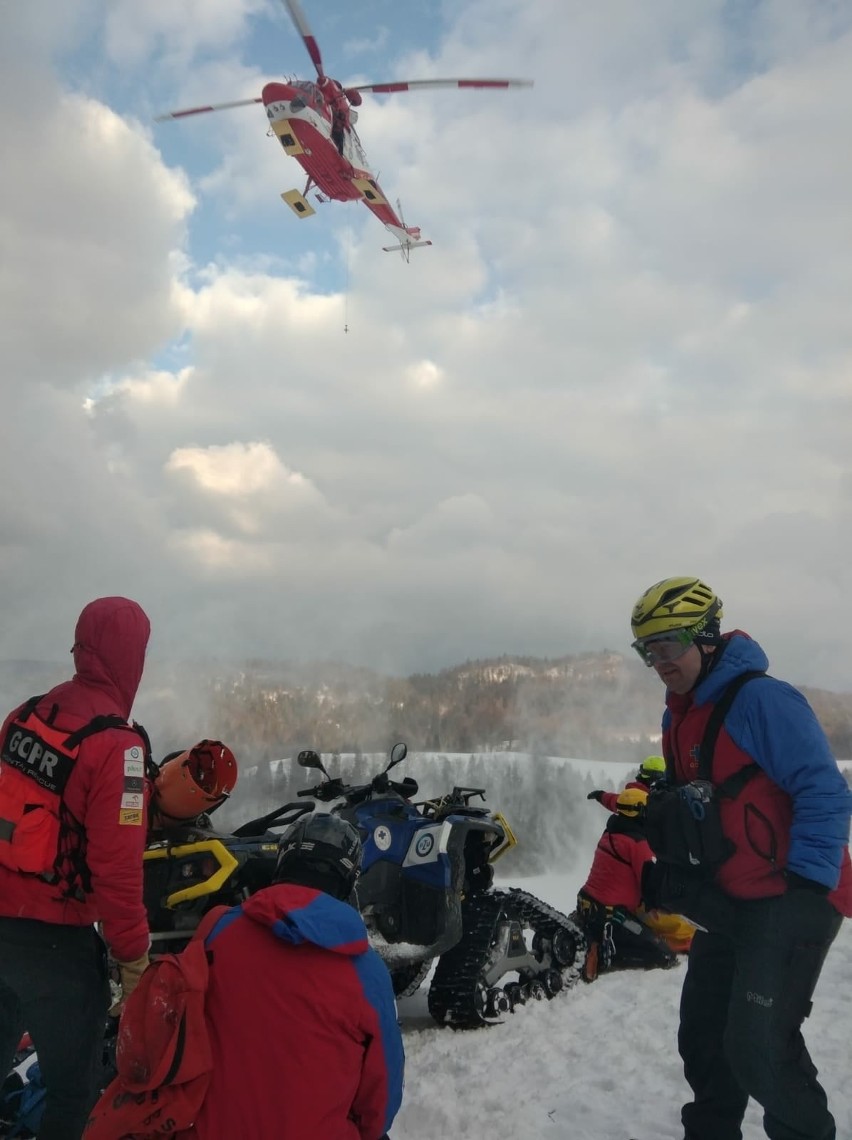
[2,1,852,692]
[167,440,288,495]
[0,79,193,387]
[103,0,267,69]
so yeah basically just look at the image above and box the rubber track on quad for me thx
[427,887,586,1029]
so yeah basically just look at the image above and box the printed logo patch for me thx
[121,792,144,810]
[119,809,143,826]
[373,825,392,851]
[124,758,144,779]
[415,833,435,858]
[124,746,142,763]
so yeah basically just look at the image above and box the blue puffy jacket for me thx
[663,631,852,912]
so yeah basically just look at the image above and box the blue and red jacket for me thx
[663,631,852,914]
[189,883,404,1140]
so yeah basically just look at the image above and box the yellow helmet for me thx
[616,787,648,818]
[640,755,666,778]
[631,577,722,641]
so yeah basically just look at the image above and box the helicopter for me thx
[155,0,533,260]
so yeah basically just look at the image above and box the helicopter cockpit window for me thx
[289,97,307,111]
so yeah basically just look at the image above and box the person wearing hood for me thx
[187,812,404,1140]
[0,597,153,1140]
[632,577,852,1140]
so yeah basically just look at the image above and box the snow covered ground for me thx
[392,866,852,1140]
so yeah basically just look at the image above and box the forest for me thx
[3,652,850,873]
[190,652,852,768]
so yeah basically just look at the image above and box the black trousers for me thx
[0,916,110,1140]
[679,891,841,1140]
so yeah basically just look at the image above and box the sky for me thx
[3,1,852,690]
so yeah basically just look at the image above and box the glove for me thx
[641,860,664,910]
[587,790,604,802]
[785,870,830,895]
[109,952,150,1017]
[642,861,733,934]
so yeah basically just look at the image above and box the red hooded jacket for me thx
[0,597,151,962]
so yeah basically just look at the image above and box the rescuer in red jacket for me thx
[188,812,404,1140]
[0,597,152,1140]
[577,787,676,980]
[586,754,667,813]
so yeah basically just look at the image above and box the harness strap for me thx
[697,669,767,791]
[63,715,128,749]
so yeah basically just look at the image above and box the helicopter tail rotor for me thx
[382,204,432,261]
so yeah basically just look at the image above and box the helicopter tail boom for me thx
[381,217,433,261]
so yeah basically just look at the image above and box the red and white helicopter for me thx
[155,0,532,260]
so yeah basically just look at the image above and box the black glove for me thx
[641,861,664,910]
[642,861,734,934]
[785,870,830,895]
[587,790,604,802]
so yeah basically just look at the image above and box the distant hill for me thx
[190,653,852,768]
[2,652,851,767]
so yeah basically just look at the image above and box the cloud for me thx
[2,1,852,695]
[103,0,267,70]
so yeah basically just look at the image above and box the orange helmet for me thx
[153,739,238,824]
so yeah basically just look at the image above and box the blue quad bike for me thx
[139,742,586,1026]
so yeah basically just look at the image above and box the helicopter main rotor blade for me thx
[154,96,263,122]
[280,0,325,79]
[349,78,534,95]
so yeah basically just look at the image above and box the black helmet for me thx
[274,813,362,901]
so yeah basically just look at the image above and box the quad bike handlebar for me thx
[295,743,418,806]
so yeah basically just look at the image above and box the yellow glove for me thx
[108,952,150,1017]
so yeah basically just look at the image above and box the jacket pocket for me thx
[743,803,779,867]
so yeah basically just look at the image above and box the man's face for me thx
[652,643,703,694]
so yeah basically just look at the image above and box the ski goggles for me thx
[632,627,696,667]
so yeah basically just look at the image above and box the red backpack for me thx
[85,906,235,1140]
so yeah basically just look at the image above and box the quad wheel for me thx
[484,986,512,1017]
[524,978,547,1002]
[503,981,524,1010]
[428,888,587,1028]
[542,968,563,996]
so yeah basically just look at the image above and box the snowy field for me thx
[392,865,852,1140]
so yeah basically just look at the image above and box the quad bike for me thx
[142,742,587,1028]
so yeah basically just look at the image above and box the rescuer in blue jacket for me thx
[632,576,852,1140]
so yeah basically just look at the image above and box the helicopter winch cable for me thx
[343,203,352,333]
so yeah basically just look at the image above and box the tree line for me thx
[183,653,852,769]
